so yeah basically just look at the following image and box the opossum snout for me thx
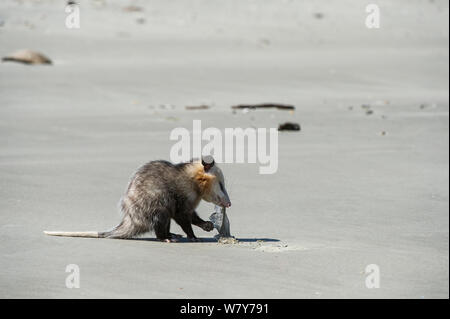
[213,195,231,208]
[220,201,231,208]
[219,196,231,208]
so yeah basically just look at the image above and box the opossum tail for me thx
[43,231,103,238]
[43,228,129,239]
[44,218,142,239]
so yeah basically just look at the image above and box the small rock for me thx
[278,122,301,131]
[259,38,271,46]
[136,18,146,24]
[314,12,324,19]
[419,103,436,110]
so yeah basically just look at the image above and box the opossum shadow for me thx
[222,238,280,243]
[128,237,280,243]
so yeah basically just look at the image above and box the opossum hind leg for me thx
[163,217,183,240]
[152,209,177,242]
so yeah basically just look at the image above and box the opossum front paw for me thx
[201,221,214,232]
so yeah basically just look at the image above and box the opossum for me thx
[44,156,231,242]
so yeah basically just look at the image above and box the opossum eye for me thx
[219,182,225,192]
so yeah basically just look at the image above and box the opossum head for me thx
[190,156,231,208]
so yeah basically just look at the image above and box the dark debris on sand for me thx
[278,122,301,131]
[232,103,295,111]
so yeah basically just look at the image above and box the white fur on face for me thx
[204,165,231,207]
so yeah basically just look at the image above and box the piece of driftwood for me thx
[2,50,52,65]
[122,5,143,12]
[185,105,210,110]
[231,103,295,111]
[278,122,301,131]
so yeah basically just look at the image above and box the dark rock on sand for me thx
[278,122,301,131]
[136,18,146,24]
[313,12,324,19]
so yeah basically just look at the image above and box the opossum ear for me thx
[202,155,215,172]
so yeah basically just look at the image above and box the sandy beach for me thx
[0,0,448,298]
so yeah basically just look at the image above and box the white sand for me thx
[0,0,448,298]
